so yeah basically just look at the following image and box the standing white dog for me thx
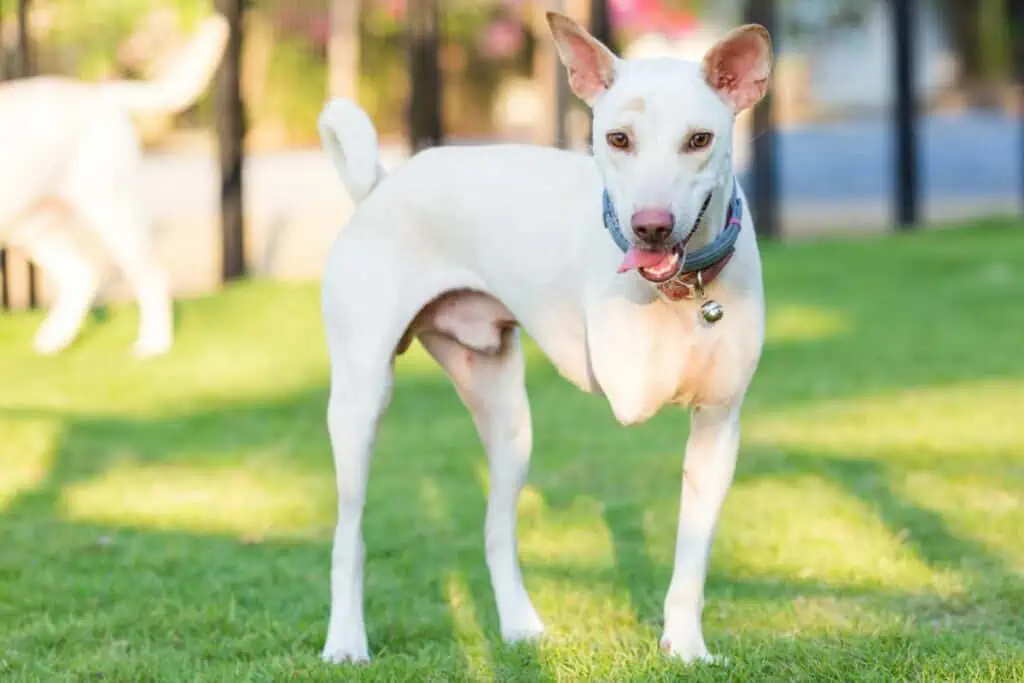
[0,14,229,356]
[317,12,771,664]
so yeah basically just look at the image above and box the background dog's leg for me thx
[79,200,173,358]
[661,401,742,663]
[19,221,99,355]
[421,329,545,643]
[322,357,394,664]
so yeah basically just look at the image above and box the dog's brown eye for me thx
[687,132,714,151]
[606,131,631,151]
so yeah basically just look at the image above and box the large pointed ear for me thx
[701,24,773,112]
[546,11,618,106]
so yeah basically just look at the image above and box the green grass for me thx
[2,220,1023,682]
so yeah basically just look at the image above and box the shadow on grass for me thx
[594,448,1023,634]
[3,367,1021,680]
[0,376,552,680]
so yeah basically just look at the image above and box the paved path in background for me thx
[143,110,1022,216]
[119,110,1022,301]
[741,111,1020,203]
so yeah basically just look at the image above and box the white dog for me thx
[0,15,229,356]
[317,12,771,664]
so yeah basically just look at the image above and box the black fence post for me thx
[215,0,246,281]
[0,249,7,312]
[589,0,616,56]
[582,0,615,146]
[407,0,443,152]
[1,0,8,311]
[1010,0,1024,209]
[553,0,570,149]
[891,0,918,229]
[744,0,779,241]
[16,0,37,307]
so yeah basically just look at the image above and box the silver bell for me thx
[693,271,724,324]
[700,299,724,324]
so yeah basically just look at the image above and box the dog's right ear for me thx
[546,11,618,106]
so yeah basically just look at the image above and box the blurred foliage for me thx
[4,0,1016,149]
[8,0,527,147]
[26,0,212,79]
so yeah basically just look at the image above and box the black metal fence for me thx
[1,0,1022,311]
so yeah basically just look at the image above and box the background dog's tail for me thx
[99,14,229,116]
[318,98,384,204]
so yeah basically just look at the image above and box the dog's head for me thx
[547,12,772,283]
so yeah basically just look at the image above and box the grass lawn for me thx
[1,219,1023,682]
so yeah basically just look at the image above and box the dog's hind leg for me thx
[420,328,545,644]
[63,115,172,358]
[321,345,394,664]
[76,199,172,358]
[15,213,99,354]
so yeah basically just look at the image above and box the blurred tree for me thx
[582,0,615,144]
[17,0,38,308]
[407,0,443,151]
[944,0,1010,106]
[589,0,616,53]
[946,0,983,98]
[328,0,359,99]
[215,0,245,281]
[17,0,32,76]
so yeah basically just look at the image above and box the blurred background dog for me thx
[0,13,227,356]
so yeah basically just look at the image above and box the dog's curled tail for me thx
[101,14,230,116]
[318,98,384,204]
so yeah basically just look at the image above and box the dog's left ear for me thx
[702,24,773,113]
[546,11,619,106]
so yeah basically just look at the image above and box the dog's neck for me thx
[688,167,736,251]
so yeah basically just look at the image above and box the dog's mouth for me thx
[616,193,712,283]
[617,247,684,283]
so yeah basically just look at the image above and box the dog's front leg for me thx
[661,401,741,663]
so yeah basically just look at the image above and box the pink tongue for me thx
[618,247,673,274]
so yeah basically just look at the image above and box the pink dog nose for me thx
[631,208,675,243]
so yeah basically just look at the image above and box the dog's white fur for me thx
[0,15,229,356]
[317,13,771,664]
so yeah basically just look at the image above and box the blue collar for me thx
[601,179,744,278]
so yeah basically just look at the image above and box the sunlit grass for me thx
[764,303,849,342]
[60,459,335,537]
[0,219,1023,681]
[747,380,1024,460]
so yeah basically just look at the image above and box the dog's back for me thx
[0,14,229,227]
[0,78,99,226]
[331,142,621,302]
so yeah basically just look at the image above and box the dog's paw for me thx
[131,336,172,359]
[33,327,75,356]
[659,630,722,665]
[500,610,546,644]
[321,644,370,665]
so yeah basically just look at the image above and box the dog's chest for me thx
[661,302,762,409]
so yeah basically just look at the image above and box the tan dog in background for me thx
[0,14,228,356]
